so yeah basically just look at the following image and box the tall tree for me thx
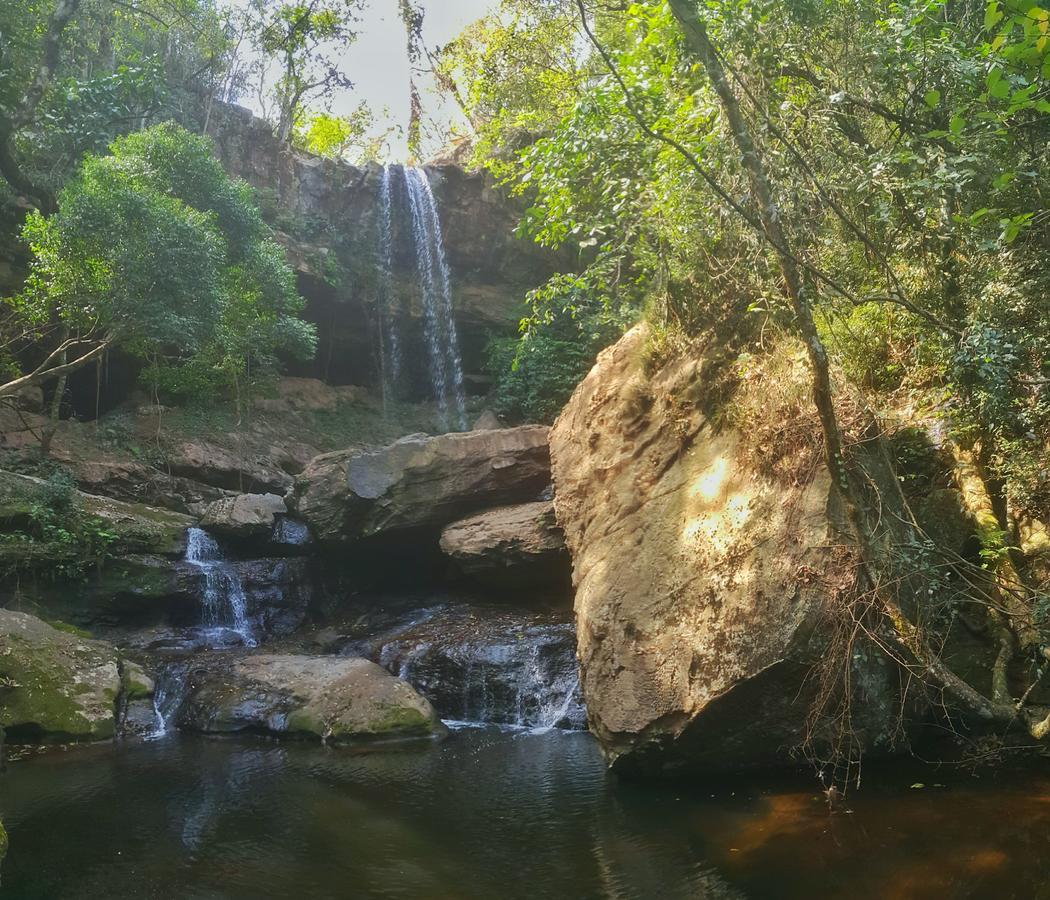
[251,0,364,144]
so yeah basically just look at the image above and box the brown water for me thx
[1,729,1048,899]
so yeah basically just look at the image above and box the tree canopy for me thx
[3,122,315,402]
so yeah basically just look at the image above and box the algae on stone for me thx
[0,609,125,742]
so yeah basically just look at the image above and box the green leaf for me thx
[984,1,1002,30]
[923,88,941,108]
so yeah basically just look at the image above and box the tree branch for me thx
[0,336,115,399]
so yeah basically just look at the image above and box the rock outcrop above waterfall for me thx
[200,492,287,539]
[549,326,903,774]
[439,501,568,588]
[292,426,551,543]
[0,609,146,742]
[177,654,444,742]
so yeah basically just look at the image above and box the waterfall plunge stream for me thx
[375,165,467,431]
[184,527,256,648]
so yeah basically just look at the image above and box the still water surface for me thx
[1,729,1048,899]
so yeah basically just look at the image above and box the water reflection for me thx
[0,731,1047,899]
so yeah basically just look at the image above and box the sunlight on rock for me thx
[688,456,729,502]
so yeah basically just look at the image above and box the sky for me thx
[241,0,500,161]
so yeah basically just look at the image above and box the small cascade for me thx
[375,165,402,408]
[150,663,190,737]
[185,527,257,648]
[401,166,467,431]
[368,608,586,731]
[271,515,310,548]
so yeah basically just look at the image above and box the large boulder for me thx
[177,654,444,742]
[0,609,146,742]
[439,501,568,588]
[199,492,287,539]
[550,326,902,774]
[292,426,551,542]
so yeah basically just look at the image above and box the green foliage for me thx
[487,267,635,423]
[0,0,233,197]
[8,122,316,402]
[434,0,584,176]
[0,469,118,580]
[291,103,394,163]
[251,0,364,141]
[451,0,1050,522]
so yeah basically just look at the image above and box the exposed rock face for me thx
[439,501,568,588]
[177,654,443,742]
[0,609,138,742]
[292,426,551,542]
[550,326,900,774]
[167,440,294,495]
[205,102,568,392]
[252,377,370,414]
[200,492,287,539]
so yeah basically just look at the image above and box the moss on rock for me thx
[181,655,444,743]
[0,609,125,743]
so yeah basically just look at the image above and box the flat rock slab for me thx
[200,492,287,539]
[292,425,551,542]
[178,654,444,742]
[439,501,568,587]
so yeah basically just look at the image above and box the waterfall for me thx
[150,662,190,738]
[185,527,256,648]
[375,165,402,408]
[401,166,468,431]
[372,614,587,732]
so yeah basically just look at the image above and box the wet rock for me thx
[358,605,585,730]
[292,425,551,543]
[0,610,125,742]
[269,516,312,555]
[178,654,444,742]
[439,501,568,588]
[550,325,904,774]
[200,492,287,540]
[164,553,312,646]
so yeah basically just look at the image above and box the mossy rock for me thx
[121,661,155,700]
[0,469,193,560]
[179,655,444,743]
[0,609,124,743]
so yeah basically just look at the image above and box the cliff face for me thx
[549,326,908,774]
[205,103,566,394]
